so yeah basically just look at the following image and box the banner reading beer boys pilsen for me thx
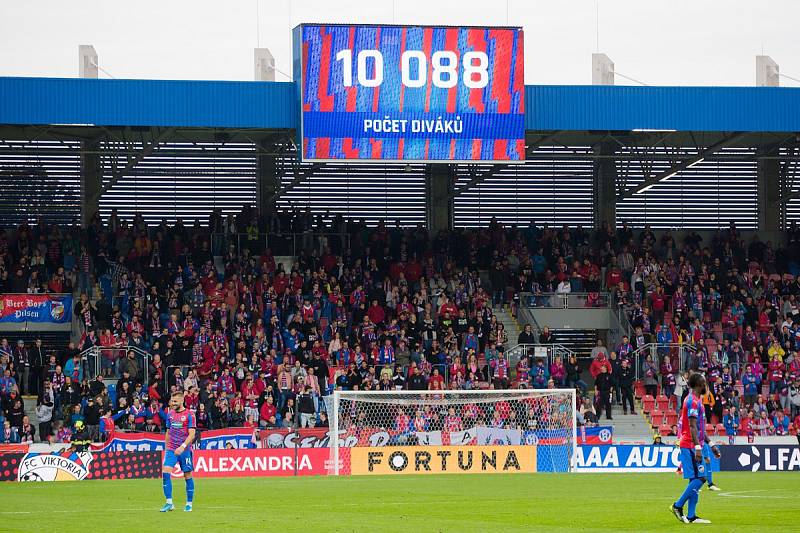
[295,24,525,162]
[0,294,72,324]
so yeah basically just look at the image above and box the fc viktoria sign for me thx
[17,451,93,482]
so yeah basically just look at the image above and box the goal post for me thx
[330,389,577,476]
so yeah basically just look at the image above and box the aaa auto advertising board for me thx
[575,445,720,473]
[190,448,329,478]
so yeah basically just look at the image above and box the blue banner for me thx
[578,426,614,445]
[198,428,256,450]
[0,294,72,323]
[93,428,257,452]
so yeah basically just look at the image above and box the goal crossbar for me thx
[331,388,577,475]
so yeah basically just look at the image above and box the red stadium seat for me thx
[634,381,645,399]
[650,413,664,427]
[659,424,672,436]
[665,412,678,426]
[642,395,655,414]
[715,423,726,436]
[656,395,670,412]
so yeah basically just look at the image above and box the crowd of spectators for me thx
[522,221,800,438]
[2,211,800,443]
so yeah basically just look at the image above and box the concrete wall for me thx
[523,308,612,330]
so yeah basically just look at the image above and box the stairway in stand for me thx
[606,410,656,444]
[494,306,521,348]
[550,328,597,358]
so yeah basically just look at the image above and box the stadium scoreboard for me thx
[293,24,525,163]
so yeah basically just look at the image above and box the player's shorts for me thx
[702,443,712,461]
[163,448,194,473]
[679,447,706,480]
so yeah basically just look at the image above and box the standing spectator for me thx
[660,355,677,408]
[566,355,587,394]
[518,324,536,345]
[489,262,508,306]
[594,366,613,420]
[36,397,53,442]
[407,365,427,390]
[608,352,622,404]
[723,407,740,444]
[589,352,611,379]
[619,359,636,415]
[641,354,659,398]
[550,356,566,388]
[590,339,608,360]
[13,340,30,395]
[529,358,549,389]
[742,366,761,408]
[30,339,46,397]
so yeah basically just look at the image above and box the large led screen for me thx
[294,24,525,162]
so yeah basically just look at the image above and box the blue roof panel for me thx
[1,77,799,132]
[0,77,296,129]
[526,85,800,132]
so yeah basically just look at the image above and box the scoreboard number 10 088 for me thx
[334,49,490,89]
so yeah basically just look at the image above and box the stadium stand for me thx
[2,212,800,445]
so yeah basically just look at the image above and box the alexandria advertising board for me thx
[294,24,525,162]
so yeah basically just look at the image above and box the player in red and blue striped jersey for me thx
[670,373,721,524]
[160,391,196,513]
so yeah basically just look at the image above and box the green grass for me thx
[0,472,797,532]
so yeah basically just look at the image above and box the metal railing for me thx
[211,231,351,258]
[519,292,612,309]
[505,343,575,367]
[625,343,697,380]
[608,294,634,350]
[81,345,152,382]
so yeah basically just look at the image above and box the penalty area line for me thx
[717,491,793,499]
[0,506,245,515]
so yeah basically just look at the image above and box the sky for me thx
[1,0,799,87]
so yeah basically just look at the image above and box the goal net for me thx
[330,389,576,476]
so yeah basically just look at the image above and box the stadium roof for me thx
[2,76,800,132]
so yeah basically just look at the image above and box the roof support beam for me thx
[449,132,562,199]
[617,132,747,200]
[773,146,800,204]
[91,127,176,202]
[449,164,505,199]
[267,162,324,202]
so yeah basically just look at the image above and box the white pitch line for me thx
[0,506,244,515]
[717,490,793,499]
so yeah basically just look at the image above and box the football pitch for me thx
[0,472,797,532]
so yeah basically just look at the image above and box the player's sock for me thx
[162,472,173,503]
[705,467,713,486]
[675,478,702,508]
[687,481,701,519]
[185,477,195,504]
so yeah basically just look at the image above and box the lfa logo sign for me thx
[736,446,800,472]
